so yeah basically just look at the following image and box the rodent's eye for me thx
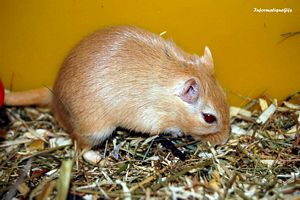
[202,113,217,124]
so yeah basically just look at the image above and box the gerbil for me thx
[5,26,230,147]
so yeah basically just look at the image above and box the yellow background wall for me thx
[0,0,299,106]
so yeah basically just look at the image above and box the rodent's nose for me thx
[202,112,217,124]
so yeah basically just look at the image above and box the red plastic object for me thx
[0,79,4,107]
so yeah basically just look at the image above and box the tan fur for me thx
[6,26,230,147]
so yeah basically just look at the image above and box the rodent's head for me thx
[171,47,230,145]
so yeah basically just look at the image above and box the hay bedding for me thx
[0,94,299,200]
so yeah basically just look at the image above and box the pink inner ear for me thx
[180,78,199,104]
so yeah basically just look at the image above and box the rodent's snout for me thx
[202,112,217,124]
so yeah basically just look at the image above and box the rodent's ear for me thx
[201,46,214,71]
[180,78,199,104]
